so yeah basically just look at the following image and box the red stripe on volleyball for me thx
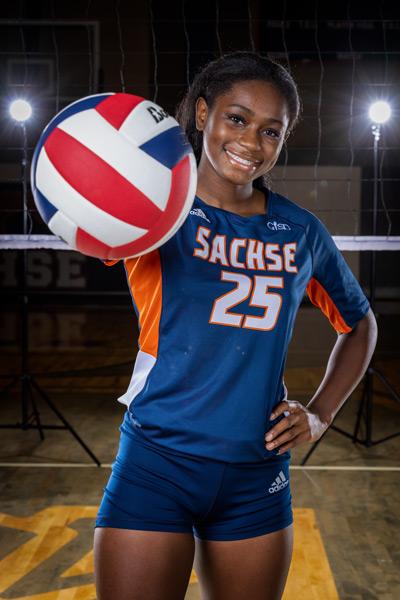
[95,93,145,129]
[76,228,112,258]
[108,155,191,258]
[45,128,162,230]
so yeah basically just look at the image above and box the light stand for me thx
[301,101,400,465]
[1,101,100,466]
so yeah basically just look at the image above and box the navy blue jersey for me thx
[109,188,369,462]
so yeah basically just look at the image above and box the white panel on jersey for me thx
[48,210,78,249]
[57,109,171,211]
[36,148,147,246]
[120,100,180,147]
[118,349,157,408]
[127,153,198,257]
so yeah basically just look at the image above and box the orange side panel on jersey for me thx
[124,250,162,358]
[306,278,352,334]
[103,259,120,266]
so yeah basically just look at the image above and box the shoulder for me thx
[269,190,321,231]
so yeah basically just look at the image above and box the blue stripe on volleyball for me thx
[34,187,58,224]
[139,126,191,169]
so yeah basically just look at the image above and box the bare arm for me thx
[306,307,378,427]
[265,308,378,453]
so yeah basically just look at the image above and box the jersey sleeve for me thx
[305,215,370,333]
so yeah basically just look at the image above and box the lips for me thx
[224,148,262,170]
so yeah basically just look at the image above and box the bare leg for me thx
[194,524,293,600]
[94,527,195,600]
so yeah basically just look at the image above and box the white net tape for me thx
[1,234,399,252]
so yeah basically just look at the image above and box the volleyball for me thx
[30,93,197,259]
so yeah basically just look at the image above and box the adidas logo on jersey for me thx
[267,221,291,231]
[268,470,289,494]
[190,208,211,223]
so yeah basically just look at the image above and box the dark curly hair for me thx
[175,51,301,189]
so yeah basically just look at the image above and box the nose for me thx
[238,126,262,154]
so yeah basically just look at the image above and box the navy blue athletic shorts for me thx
[96,412,293,541]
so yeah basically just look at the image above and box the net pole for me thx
[370,124,380,312]
[21,122,29,426]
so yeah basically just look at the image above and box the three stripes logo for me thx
[268,470,289,494]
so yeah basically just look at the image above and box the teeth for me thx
[226,149,257,166]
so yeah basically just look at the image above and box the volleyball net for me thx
[1,234,400,252]
[1,2,399,395]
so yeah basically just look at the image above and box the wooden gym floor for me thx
[0,306,399,599]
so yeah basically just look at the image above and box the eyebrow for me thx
[226,104,285,127]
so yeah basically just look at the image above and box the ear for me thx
[195,97,208,131]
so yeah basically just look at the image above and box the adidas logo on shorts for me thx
[268,470,289,494]
[190,208,211,223]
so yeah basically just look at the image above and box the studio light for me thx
[369,100,391,125]
[9,99,32,122]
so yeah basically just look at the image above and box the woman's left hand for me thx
[265,400,330,454]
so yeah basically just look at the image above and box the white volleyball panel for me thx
[36,148,148,246]
[48,210,78,249]
[119,100,180,147]
[57,109,172,212]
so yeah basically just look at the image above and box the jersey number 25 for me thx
[209,271,283,331]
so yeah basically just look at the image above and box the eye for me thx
[226,113,246,125]
[263,128,281,139]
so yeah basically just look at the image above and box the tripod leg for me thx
[30,377,101,466]
[28,384,45,441]
[370,368,400,403]
[300,435,325,466]
[21,375,31,429]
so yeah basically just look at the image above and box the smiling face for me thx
[195,80,290,189]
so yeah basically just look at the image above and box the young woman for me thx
[94,52,377,600]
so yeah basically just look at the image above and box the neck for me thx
[196,162,264,215]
